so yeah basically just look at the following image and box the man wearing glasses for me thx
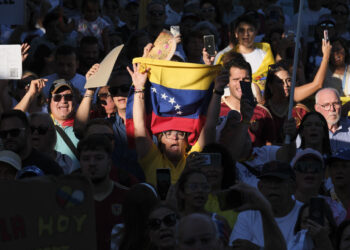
[315,88,350,153]
[49,79,80,171]
[0,110,62,176]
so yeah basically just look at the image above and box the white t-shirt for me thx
[242,48,266,74]
[236,145,280,187]
[230,200,303,247]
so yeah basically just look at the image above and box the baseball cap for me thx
[291,148,325,169]
[49,79,73,95]
[0,150,21,171]
[258,161,295,180]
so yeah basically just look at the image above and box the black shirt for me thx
[22,149,63,176]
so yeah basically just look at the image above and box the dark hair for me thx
[147,0,165,13]
[43,12,60,30]
[202,143,236,189]
[119,184,159,250]
[332,2,350,16]
[55,45,77,60]
[82,0,100,11]
[234,14,258,33]
[263,60,289,103]
[336,220,350,250]
[294,201,337,247]
[224,53,252,79]
[0,110,29,129]
[84,118,114,136]
[176,169,208,211]
[298,112,332,156]
[77,134,113,159]
[330,37,350,67]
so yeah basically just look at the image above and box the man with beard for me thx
[0,110,62,175]
[78,134,128,250]
[315,88,350,153]
[230,161,301,249]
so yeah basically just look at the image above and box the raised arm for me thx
[276,118,297,162]
[74,64,99,138]
[294,40,332,102]
[13,79,47,112]
[197,70,228,149]
[231,183,287,250]
[127,63,153,159]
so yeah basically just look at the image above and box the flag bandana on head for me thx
[126,57,222,146]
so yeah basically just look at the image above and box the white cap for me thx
[0,150,21,171]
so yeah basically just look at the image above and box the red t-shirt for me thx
[220,102,276,147]
[95,182,128,250]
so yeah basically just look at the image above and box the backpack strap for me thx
[55,125,79,159]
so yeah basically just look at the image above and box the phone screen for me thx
[309,197,324,226]
[170,26,180,36]
[203,35,215,57]
[324,30,329,42]
[156,169,171,200]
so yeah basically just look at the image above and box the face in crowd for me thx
[109,73,132,112]
[0,116,28,155]
[30,114,56,152]
[235,22,256,49]
[50,86,75,123]
[269,69,292,98]
[228,66,251,101]
[294,156,324,193]
[315,89,341,127]
[299,113,326,147]
[55,53,78,80]
[159,130,189,162]
[148,206,178,249]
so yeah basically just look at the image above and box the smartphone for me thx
[198,153,222,167]
[203,35,216,57]
[156,169,171,200]
[170,26,180,37]
[240,81,256,106]
[324,29,329,42]
[217,189,243,210]
[309,197,324,226]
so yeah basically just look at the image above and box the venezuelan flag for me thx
[126,57,222,145]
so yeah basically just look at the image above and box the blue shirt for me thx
[329,118,350,154]
[109,114,145,181]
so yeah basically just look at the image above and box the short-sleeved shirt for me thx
[229,200,303,247]
[139,142,201,187]
[95,182,128,250]
[220,102,276,147]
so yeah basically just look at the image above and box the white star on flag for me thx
[177,111,183,115]
[174,104,181,110]
[169,97,176,105]
[161,93,168,100]
[151,87,157,93]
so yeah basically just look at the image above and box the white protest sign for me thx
[0,45,22,80]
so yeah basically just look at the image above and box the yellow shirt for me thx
[205,193,238,229]
[139,142,202,187]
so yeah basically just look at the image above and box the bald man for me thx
[176,213,222,250]
[315,88,350,153]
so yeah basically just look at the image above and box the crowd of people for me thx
[1,0,350,249]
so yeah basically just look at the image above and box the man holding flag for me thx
[127,60,226,186]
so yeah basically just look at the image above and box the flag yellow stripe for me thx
[133,57,222,90]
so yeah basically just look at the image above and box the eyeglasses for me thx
[149,10,164,17]
[184,183,211,193]
[320,22,335,28]
[0,128,26,139]
[317,102,342,111]
[30,126,49,135]
[332,11,348,16]
[98,93,112,100]
[109,85,131,96]
[201,7,215,13]
[52,93,73,102]
[162,130,187,140]
[148,214,177,231]
[294,161,323,173]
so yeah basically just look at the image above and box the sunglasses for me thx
[294,161,322,173]
[98,93,112,100]
[30,126,49,135]
[148,214,177,231]
[109,85,130,96]
[0,128,26,139]
[52,93,73,102]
